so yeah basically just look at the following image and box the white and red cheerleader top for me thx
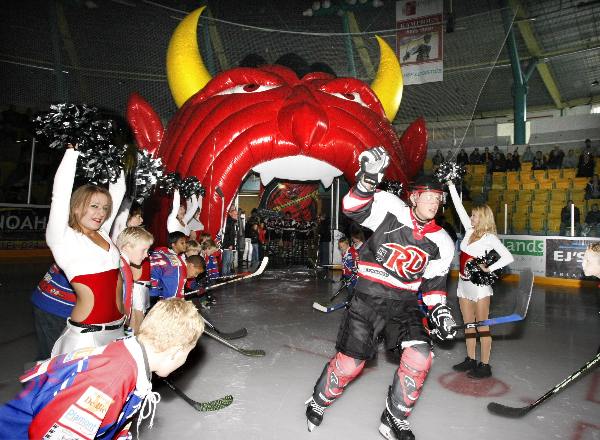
[45,149,126,323]
[447,183,514,278]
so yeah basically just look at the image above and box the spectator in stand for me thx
[456,148,469,166]
[505,152,521,171]
[482,146,491,163]
[469,147,482,164]
[577,151,595,178]
[491,151,506,173]
[432,151,443,166]
[521,145,534,162]
[563,149,578,169]
[582,138,594,158]
[547,145,565,169]
[531,150,547,170]
[585,174,600,200]
[584,204,600,237]
[485,150,494,174]
[559,200,581,236]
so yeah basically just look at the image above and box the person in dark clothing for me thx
[505,152,521,171]
[559,200,581,236]
[318,215,331,265]
[456,149,469,166]
[469,148,482,164]
[585,174,600,200]
[221,207,238,275]
[577,152,595,178]
[547,146,565,169]
[584,203,600,237]
[531,151,547,170]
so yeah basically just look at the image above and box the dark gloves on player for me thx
[355,146,390,189]
[428,303,457,341]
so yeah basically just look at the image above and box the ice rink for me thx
[0,258,598,440]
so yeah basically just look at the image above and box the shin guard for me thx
[388,343,433,419]
[312,352,365,406]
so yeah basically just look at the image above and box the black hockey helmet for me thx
[408,175,444,194]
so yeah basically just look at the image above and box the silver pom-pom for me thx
[34,104,98,150]
[380,180,404,197]
[134,150,163,203]
[434,161,465,185]
[179,176,204,199]
[158,172,181,195]
[76,120,126,185]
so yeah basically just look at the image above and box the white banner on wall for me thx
[395,0,444,85]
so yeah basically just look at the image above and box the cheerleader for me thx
[167,189,199,236]
[46,145,126,356]
[447,182,514,378]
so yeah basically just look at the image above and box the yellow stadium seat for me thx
[512,218,528,234]
[532,169,547,180]
[571,190,585,202]
[503,191,518,203]
[519,171,534,182]
[572,177,589,189]
[506,171,519,183]
[538,179,554,190]
[423,159,433,172]
[530,202,547,214]
[521,181,539,190]
[554,179,572,190]
[547,169,561,180]
[491,173,506,190]
[519,190,533,202]
[529,217,546,234]
[534,190,550,202]
[521,162,533,172]
[547,218,562,234]
[550,190,567,202]
[472,164,487,175]
[562,169,577,179]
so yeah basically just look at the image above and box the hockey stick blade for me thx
[312,301,347,313]
[204,328,266,357]
[487,352,600,418]
[203,317,248,340]
[163,379,234,412]
[205,257,269,292]
[452,269,534,331]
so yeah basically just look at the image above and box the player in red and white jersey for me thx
[47,146,127,357]
[305,147,457,440]
[0,299,204,439]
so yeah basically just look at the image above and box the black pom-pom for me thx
[158,171,181,195]
[134,150,163,203]
[179,176,204,199]
[380,180,403,197]
[434,161,465,185]
[464,250,501,286]
[34,104,98,150]
[76,120,127,185]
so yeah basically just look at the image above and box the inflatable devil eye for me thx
[216,84,279,96]
[327,91,369,109]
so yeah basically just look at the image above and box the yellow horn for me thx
[167,6,213,107]
[370,36,404,122]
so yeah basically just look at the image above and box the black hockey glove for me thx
[355,146,390,188]
[428,303,457,341]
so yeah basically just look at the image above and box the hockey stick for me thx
[185,257,269,296]
[202,316,247,340]
[162,379,233,412]
[329,276,356,302]
[451,268,534,331]
[203,328,266,357]
[312,301,348,313]
[487,352,600,418]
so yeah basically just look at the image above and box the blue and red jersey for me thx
[204,250,222,281]
[0,337,152,439]
[31,263,76,319]
[342,246,358,287]
[150,247,187,299]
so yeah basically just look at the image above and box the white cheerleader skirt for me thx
[457,277,493,301]
[50,316,125,358]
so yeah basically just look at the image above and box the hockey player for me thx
[338,236,358,299]
[150,246,204,300]
[0,298,204,439]
[304,147,457,440]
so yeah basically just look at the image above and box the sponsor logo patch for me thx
[43,423,87,439]
[58,405,101,438]
[76,386,114,419]
[63,346,104,363]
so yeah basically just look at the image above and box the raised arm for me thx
[110,197,133,243]
[103,171,127,234]
[486,235,514,272]
[447,183,472,230]
[183,194,198,225]
[166,189,181,233]
[46,149,79,247]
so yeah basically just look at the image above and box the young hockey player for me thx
[338,236,358,299]
[0,298,204,439]
[304,147,457,440]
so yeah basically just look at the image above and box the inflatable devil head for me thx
[127,6,427,241]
